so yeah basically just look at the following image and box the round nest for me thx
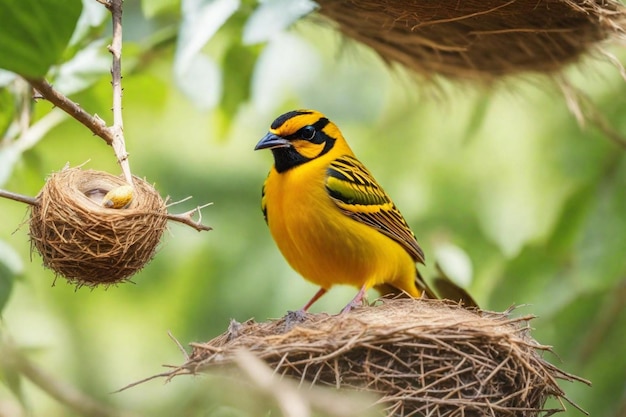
[29,167,168,287]
[316,0,626,80]
[172,299,588,416]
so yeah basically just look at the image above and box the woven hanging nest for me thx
[316,0,626,80]
[165,299,588,416]
[29,167,168,287]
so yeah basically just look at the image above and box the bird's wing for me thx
[325,155,425,264]
[261,179,268,225]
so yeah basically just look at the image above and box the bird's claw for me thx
[282,309,308,332]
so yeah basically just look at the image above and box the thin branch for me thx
[113,371,176,394]
[165,195,193,208]
[168,330,189,361]
[107,0,132,185]
[166,203,214,232]
[25,78,114,145]
[0,189,39,206]
[0,338,138,417]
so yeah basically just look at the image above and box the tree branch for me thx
[26,78,114,145]
[107,0,133,185]
[25,0,134,184]
[167,203,214,232]
[0,189,38,206]
[0,337,138,417]
[17,2,212,233]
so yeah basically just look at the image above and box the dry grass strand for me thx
[316,0,626,81]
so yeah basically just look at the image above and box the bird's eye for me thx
[300,125,316,140]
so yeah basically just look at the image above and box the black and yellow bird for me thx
[255,109,472,312]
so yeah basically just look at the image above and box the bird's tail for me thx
[431,263,478,307]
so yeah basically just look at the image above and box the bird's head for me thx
[255,109,349,173]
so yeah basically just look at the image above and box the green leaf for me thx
[243,0,318,44]
[142,0,181,18]
[219,43,259,130]
[53,39,111,95]
[545,184,593,256]
[175,0,240,108]
[0,0,83,78]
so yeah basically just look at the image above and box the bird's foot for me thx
[340,285,369,314]
[340,296,369,314]
[282,309,308,332]
[226,319,243,342]
[340,301,359,314]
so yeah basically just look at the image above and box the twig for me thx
[113,371,176,394]
[0,189,39,206]
[0,337,138,417]
[107,0,132,185]
[25,78,114,144]
[168,330,189,361]
[165,195,193,208]
[115,330,191,394]
[167,203,214,232]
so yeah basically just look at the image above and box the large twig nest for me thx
[29,167,167,287]
[168,299,588,416]
[316,0,626,80]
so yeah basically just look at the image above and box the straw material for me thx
[170,299,588,416]
[316,0,626,80]
[29,167,167,287]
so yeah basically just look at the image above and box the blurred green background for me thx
[1,0,625,416]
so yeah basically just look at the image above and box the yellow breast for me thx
[263,155,418,295]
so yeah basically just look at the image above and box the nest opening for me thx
[29,167,168,287]
[170,299,589,417]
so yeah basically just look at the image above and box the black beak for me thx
[254,132,291,151]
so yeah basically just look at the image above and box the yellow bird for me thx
[255,109,438,312]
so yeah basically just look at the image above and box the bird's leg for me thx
[284,288,328,330]
[300,287,328,312]
[341,284,368,314]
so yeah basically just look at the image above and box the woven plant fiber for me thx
[173,299,588,417]
[29,167,167,287]
[316,0,626,80]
